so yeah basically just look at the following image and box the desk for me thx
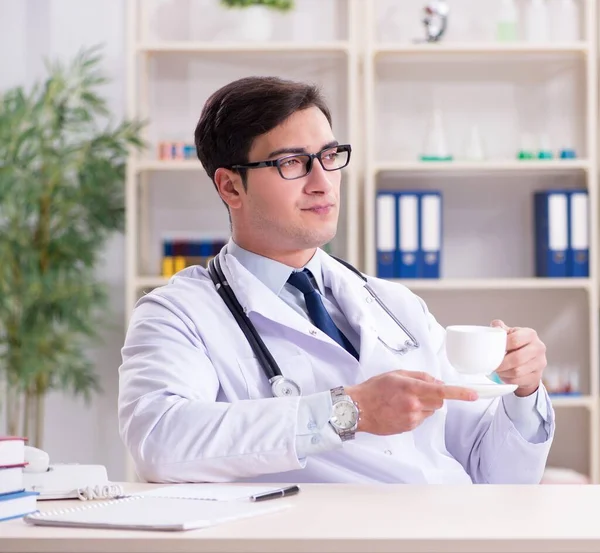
[1,483,599,553]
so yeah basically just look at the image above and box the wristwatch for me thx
[329,386,360,441]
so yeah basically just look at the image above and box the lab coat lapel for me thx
[321,253,416,369]
[320,254,380,367]
[220,253,331,345]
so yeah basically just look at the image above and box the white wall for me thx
[0,0,129,481]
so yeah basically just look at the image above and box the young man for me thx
[118,76,554,484]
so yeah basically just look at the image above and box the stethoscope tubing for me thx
[208,255,281,382]
[207,252,421,392]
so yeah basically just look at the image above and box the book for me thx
[0,490,38,522]
[0,437,26,467]
[0,464,26,497]
[24,493,292,532]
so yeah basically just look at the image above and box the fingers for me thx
[441,385,479,402]
[499,341,545,371]
[506,327,538,352]
[490,319,510,332]
[396,370,438,383]
[404,378,478,402]
[496,358,542,385]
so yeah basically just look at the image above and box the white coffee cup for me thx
[445,325,507,376]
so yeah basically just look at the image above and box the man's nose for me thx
[304,159,334,194]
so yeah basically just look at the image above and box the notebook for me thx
[23,494,292,532]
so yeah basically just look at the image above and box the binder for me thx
[376,192,397,278]
[569,190,589,277]
[396,192,420,278]
[419,192,442,279]
[534,191,569,277]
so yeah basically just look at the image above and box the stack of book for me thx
[534,189,589,277]
[162,237,228,278]
[157,141,196,161]
[376,190,442,279]
[0,436,38,522]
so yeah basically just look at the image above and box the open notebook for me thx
[23,486,295,532]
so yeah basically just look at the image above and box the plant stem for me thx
[6,384,21,436]
[29,192,52,445]
[23,387,32,441]
[35,391,45,450]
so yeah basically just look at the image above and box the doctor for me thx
[118,76,554,485]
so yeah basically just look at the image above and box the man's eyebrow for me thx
[266,140,339,159]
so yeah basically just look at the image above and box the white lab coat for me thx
[118,250,554,484]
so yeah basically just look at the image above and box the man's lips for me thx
[302,203,335,212]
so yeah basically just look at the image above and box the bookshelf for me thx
[363,0,599,483]
[125,0,599,483]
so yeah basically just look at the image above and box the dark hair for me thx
[194,76,332,192]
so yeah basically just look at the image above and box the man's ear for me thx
[214,168,244,210]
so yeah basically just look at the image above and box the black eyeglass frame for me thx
[229,144,352,180]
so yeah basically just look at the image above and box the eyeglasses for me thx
[230,144,352,181]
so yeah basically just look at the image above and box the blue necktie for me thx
[287,269,359,360]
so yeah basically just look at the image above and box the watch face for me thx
[331,400,358,431]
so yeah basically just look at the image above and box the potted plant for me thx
[0,45,145,448]
[220,0,295,42]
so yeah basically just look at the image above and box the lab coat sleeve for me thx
[422,303,555,484]
[296,392,343,459]
[119,293,314,483]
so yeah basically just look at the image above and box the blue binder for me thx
[568,190,589,277]
[396,192,420,278]
[419,192,442,278]
[375,191,397,278]
[534,191,569,277]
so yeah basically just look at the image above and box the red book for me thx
[0,437,27,468]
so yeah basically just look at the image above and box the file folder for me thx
[396,192,419,278]
[534,191,568,277]
[569,190,589,277]
[376,192,397,278]
[419,192,442,279]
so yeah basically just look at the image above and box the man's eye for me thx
[280,158,301,167]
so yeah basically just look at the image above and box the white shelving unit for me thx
[125,0,599,483]
[364,0,599,483]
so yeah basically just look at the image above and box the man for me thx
[118,76,554,484]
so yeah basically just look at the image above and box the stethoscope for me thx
[208,253,420,398]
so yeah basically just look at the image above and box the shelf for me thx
[375,160,590,175]
[137,276,590,292]
[138,41,350,54]
[373,42,589,57]
[391,278,591,291]
[550,395,596,409]
[136,159,590,175]
[135,160,203,172]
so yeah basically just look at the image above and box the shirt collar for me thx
[226,238,325,296]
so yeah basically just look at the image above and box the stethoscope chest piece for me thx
[270,375,302,398]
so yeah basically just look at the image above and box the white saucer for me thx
[451,375,518,399]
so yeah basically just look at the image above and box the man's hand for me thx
[345,370,478,436]
[491,320,547,397]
